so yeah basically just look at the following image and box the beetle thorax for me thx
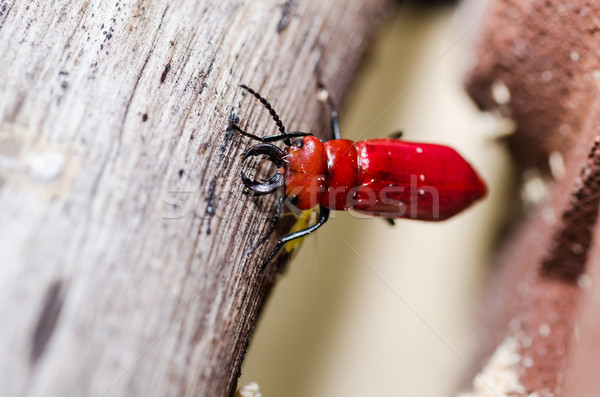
[284,136,326,210]
[284,137,360,211]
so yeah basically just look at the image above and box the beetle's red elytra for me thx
[284,136,486,220]
[228,82,487,267]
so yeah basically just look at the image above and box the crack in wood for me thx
[30,279,66,364]
[160,62,171,84]
[204,175,218,234]
[277,0,295,33]
[118,5,170,141]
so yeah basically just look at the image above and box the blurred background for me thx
[239,2,515,396]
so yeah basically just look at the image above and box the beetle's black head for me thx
[241,143,285,195]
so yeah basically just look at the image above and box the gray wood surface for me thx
[0,1,387,395]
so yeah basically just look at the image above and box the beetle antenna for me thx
[238,84,291,146]
[246,193,286,255]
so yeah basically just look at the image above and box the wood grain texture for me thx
[0,1,388,396]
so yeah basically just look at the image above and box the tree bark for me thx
[0,1,388,396]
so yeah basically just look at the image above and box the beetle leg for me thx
[228,122,264,142]
[328,103,341,141]
[315,64,341,141]
[315,82,341,140]
[246,194,286,255]
[261,205,330,270]
[229,123,311,144]
[384,218,395,226]
[389,130,404,139]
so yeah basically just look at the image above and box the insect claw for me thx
[228,113,240,125]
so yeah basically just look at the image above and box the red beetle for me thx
[229,83,486,267]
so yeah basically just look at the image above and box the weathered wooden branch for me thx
[0,1,388,395]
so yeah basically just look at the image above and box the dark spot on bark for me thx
[30,280,66,364]
[205,176,218,234]
[277,0,295,33]
[220,118,236,161]
[160,63,171,84]
[197,142,209,154]
[142,113,148,122]
[178,169,184,178]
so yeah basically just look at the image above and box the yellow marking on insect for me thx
[285,209,315,254]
